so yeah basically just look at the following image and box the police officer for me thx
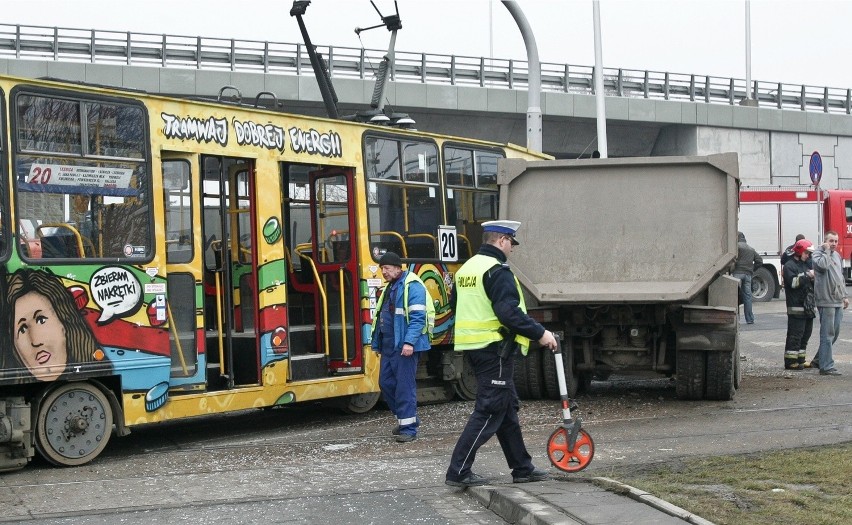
[370,251,432,442]
[445,220,558,487]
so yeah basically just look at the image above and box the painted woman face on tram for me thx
[14,290,68,382]
[4,269,106,383]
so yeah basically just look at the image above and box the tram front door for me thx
[201,156,259,389]
[283,166,361,380]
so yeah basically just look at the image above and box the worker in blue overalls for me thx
[445,220,558,487]
[370,251,432,442]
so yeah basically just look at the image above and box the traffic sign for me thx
[809,151,823,185]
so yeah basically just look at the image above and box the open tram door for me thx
[201,156,260,389]
[284,166,362,382]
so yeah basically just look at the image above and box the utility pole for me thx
[592,0,608,158]
[502,1,542,153]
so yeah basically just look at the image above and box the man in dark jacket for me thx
[445,220,557,488]
[733,232,763,324]
[782,239,815,370]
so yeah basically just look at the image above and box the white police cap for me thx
[482,220,521,245]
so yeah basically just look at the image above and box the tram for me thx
[0,69,547,470]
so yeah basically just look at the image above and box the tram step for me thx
[290,353,327,381]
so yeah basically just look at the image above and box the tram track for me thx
[3,381,850,523]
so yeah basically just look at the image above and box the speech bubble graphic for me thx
[91,266,143,324]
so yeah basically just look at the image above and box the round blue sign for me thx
[809,151,823,185]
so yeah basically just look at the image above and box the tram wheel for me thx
[453,353,477,401]
[547,427,595,473]
[335,392,380,414]
[35,382,114,467]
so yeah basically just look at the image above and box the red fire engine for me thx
[739,186,852,301]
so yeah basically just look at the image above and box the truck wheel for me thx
[734,339,742,390]
[35,382,113,467]
[577,372,593,394]
[751,267,775,302]
[524,348,545,400]
[675,350,706,400]
[704,351,736,400]
[563,345,580,398]
[513,353,531,398]
[542,347,561,399]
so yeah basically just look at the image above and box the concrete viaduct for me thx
[1,23,852,188]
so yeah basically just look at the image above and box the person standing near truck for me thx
[782,239,816,370]
[445,220,557,488]
[811,231,848,376]
[733,232,763,324]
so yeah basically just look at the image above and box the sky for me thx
[4,0,852,90]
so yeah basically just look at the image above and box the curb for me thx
[592,477,716,525]
[467,485,583,525]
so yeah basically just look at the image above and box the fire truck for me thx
[739,186,852,301]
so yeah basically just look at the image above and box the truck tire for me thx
[513,353,531,399]
[524,348,545,399]
[542,340,579,399]
[751,267,776,302]
[542,346,561,400]
[704,351,736,400]
[675,350,706,400]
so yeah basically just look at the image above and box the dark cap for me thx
[378,251,402,267]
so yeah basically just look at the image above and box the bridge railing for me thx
[1,23,850,115]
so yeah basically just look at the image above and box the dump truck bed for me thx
[498,154,739,304]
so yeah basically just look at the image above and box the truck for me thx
[497,154,741,400]
[739,186,852,301]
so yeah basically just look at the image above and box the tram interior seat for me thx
[39,231,80,258]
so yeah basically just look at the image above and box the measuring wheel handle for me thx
[548,334,595,472]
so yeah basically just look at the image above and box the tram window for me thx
[163,160,193,264]
[366,136,440,260]
[0,102,6,259]
[402,142,438,184]
[315,175,351,263]
[444,147,474,187]
[443,146,503,261]
[16,95,82,154]
[282,165,313,273]
[85,102,145,159]
[13,93,151,261]
[365,137,401,180]
[475,151,501,189]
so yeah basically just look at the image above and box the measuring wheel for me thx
[547,335,595,473]
[35,382,114,467]
[547,426,595,472]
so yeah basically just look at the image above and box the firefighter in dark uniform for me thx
[445,220,558,488]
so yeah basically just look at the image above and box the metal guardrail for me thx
[1,23,850,115]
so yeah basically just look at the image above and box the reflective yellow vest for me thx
[453,254,531,355]
[371,271,435,338]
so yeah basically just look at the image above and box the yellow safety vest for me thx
[371,271,435,338]
[453,254,531,355]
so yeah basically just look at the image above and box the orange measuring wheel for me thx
[547,427,595,472]
[547,334,595,473]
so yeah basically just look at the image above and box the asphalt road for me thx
[1,299,850,524]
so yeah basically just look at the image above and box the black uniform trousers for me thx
[446,345,535,482]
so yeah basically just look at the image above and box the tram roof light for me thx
[389,113,415,128]
[369,113,391,123]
